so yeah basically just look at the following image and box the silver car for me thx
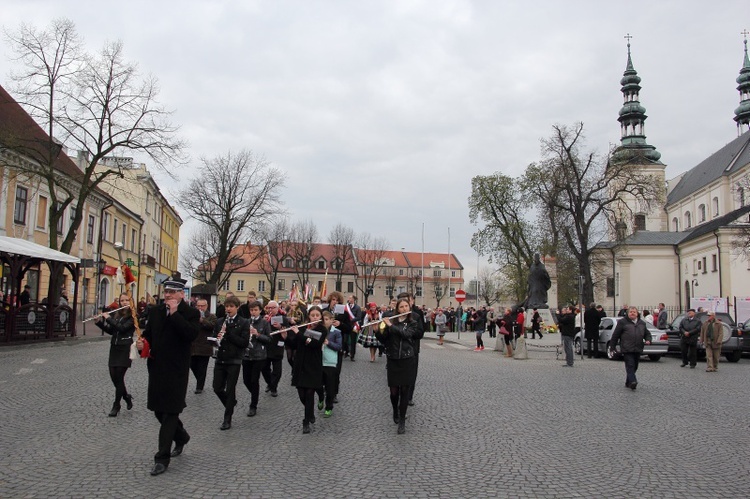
[575,316,669,361]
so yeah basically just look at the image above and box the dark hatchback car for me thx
[666,312,740,362]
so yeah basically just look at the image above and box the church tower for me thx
[609,35,668,236]
[734,31,750,134]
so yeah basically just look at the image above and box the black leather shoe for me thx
[630,382,638,391]
[408,400,415,407]
[150,463,167,476]
[108,405,120,417]
[124,395,133,410]
[303,422,310,434]
[220,419,231,430]
[270,391,278,397]
[393,413,399,424]
[170,444,184,457]
[194,388,203,394]
[397,419,405,434]
[247,407,256,417]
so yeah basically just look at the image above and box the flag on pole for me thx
[319,268,329,299]
[289,283,298,302]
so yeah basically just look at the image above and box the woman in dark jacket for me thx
[95,293,135,417]
[497,308,514,358]
[375,298,420,434]
[288,306,327,434]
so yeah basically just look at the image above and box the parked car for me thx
[739,318,750,354]
[665,312,739,362]
[575,317,669,361]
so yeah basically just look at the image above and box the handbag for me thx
[499,325,511,335]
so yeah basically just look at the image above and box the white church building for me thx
[592,37,750,322]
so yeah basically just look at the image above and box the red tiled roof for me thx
[0,84,84,180]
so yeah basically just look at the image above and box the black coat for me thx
[191,312,217,357]
[584,308,601,339]
[213,315,250,365]
[376,318,420,360]
[142,301,200,414]
[557,312,576,337]
[244,316,272,361]
[265,312,290,359]
[96,314,135,367]
[288,324,327,388]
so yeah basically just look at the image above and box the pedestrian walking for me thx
[376,298,420,435]
[609,307,652,390]
[95,293,135,417]
[136,278,200,476]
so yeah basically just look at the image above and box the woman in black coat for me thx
[95,293,135,417]
[288,306,327,434]
[375,298,420,435]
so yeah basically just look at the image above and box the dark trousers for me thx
[488,322,496,338]
[190,355,210,390]
[261,357,283,392]
[297,387,316,423]
[108,366,129,405]
[586,335,599,357]
[241,359,264,409]
[681,339,698,366]
[213,363,241,418]
[153,411,189,465]
[316,366,338,410]
[345,332,357,359]
[623,352,640,386]
[531,327,543,339]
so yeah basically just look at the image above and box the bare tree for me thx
[353,233,389,303]
[288,220,318,290]
[523,123,664,305]
[4,19,184,302]
[180,228,257,292]
[254,221,295,301]
[179,149,285,288]
[432,277,449,307]
[328,223,355,292]
[476,267,501,306]
[382,267,398,299]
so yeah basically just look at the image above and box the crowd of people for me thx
[102,283,426,476]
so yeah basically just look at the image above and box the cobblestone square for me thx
[0,332,747,498]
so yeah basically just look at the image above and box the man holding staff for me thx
[136,278,200,476]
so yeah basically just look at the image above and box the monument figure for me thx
[524,253,551,309]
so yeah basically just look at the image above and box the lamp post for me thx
[691,279,699,301]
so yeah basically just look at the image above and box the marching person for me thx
[398,292,424,407]
[317,310,342,418]
[261,300,289,397]
[329,292,355,361]
[609,306,652,390]
[700,311,724,373]
[212,296,250,430]
[287,306,327,434]
[360,302,382,360]
[95,293,135,417]
[190,298,216,394]
[679,308,701,369]
[376,298,420,434]
[136,277,200,476]
[242,301,271,417]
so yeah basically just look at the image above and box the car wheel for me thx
[606,342,617,360]
[647,354,662,362]
[574,338,581,355]
[724,350,742,363]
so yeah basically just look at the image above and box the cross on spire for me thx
[624,33,633,54]
[741,29,749,40]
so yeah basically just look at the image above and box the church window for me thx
[634,214,646,231]
[698,204,706,223]
[672,217,679,232]
[712,197,719,218]
[712,254,717,272]
[684,211,692,229]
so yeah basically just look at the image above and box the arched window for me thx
[684,211,692,229]
[712,197,719,218]
[634,214,646,231]
[698,204,706,223]
[672,217,679,232]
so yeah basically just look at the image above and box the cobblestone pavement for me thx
[1,331,748,498]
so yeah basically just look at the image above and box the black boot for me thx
[393,408,399,424]
[397,417,406,434]
[108,403,120,417]
[220,416,232,430]
[303,421,311,434]
[124,394,133,410]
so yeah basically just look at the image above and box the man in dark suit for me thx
[137,278,200,476]
[584,302,602,358]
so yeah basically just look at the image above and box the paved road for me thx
[0,332,748,498]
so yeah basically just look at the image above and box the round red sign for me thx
[454,289,466,303]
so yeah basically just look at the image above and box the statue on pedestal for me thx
[524,253,551,309]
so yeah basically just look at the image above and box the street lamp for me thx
[691,279,699,297]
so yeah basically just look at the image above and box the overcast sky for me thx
[2,1,749,282]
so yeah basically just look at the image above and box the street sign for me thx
[455,289,466,303]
